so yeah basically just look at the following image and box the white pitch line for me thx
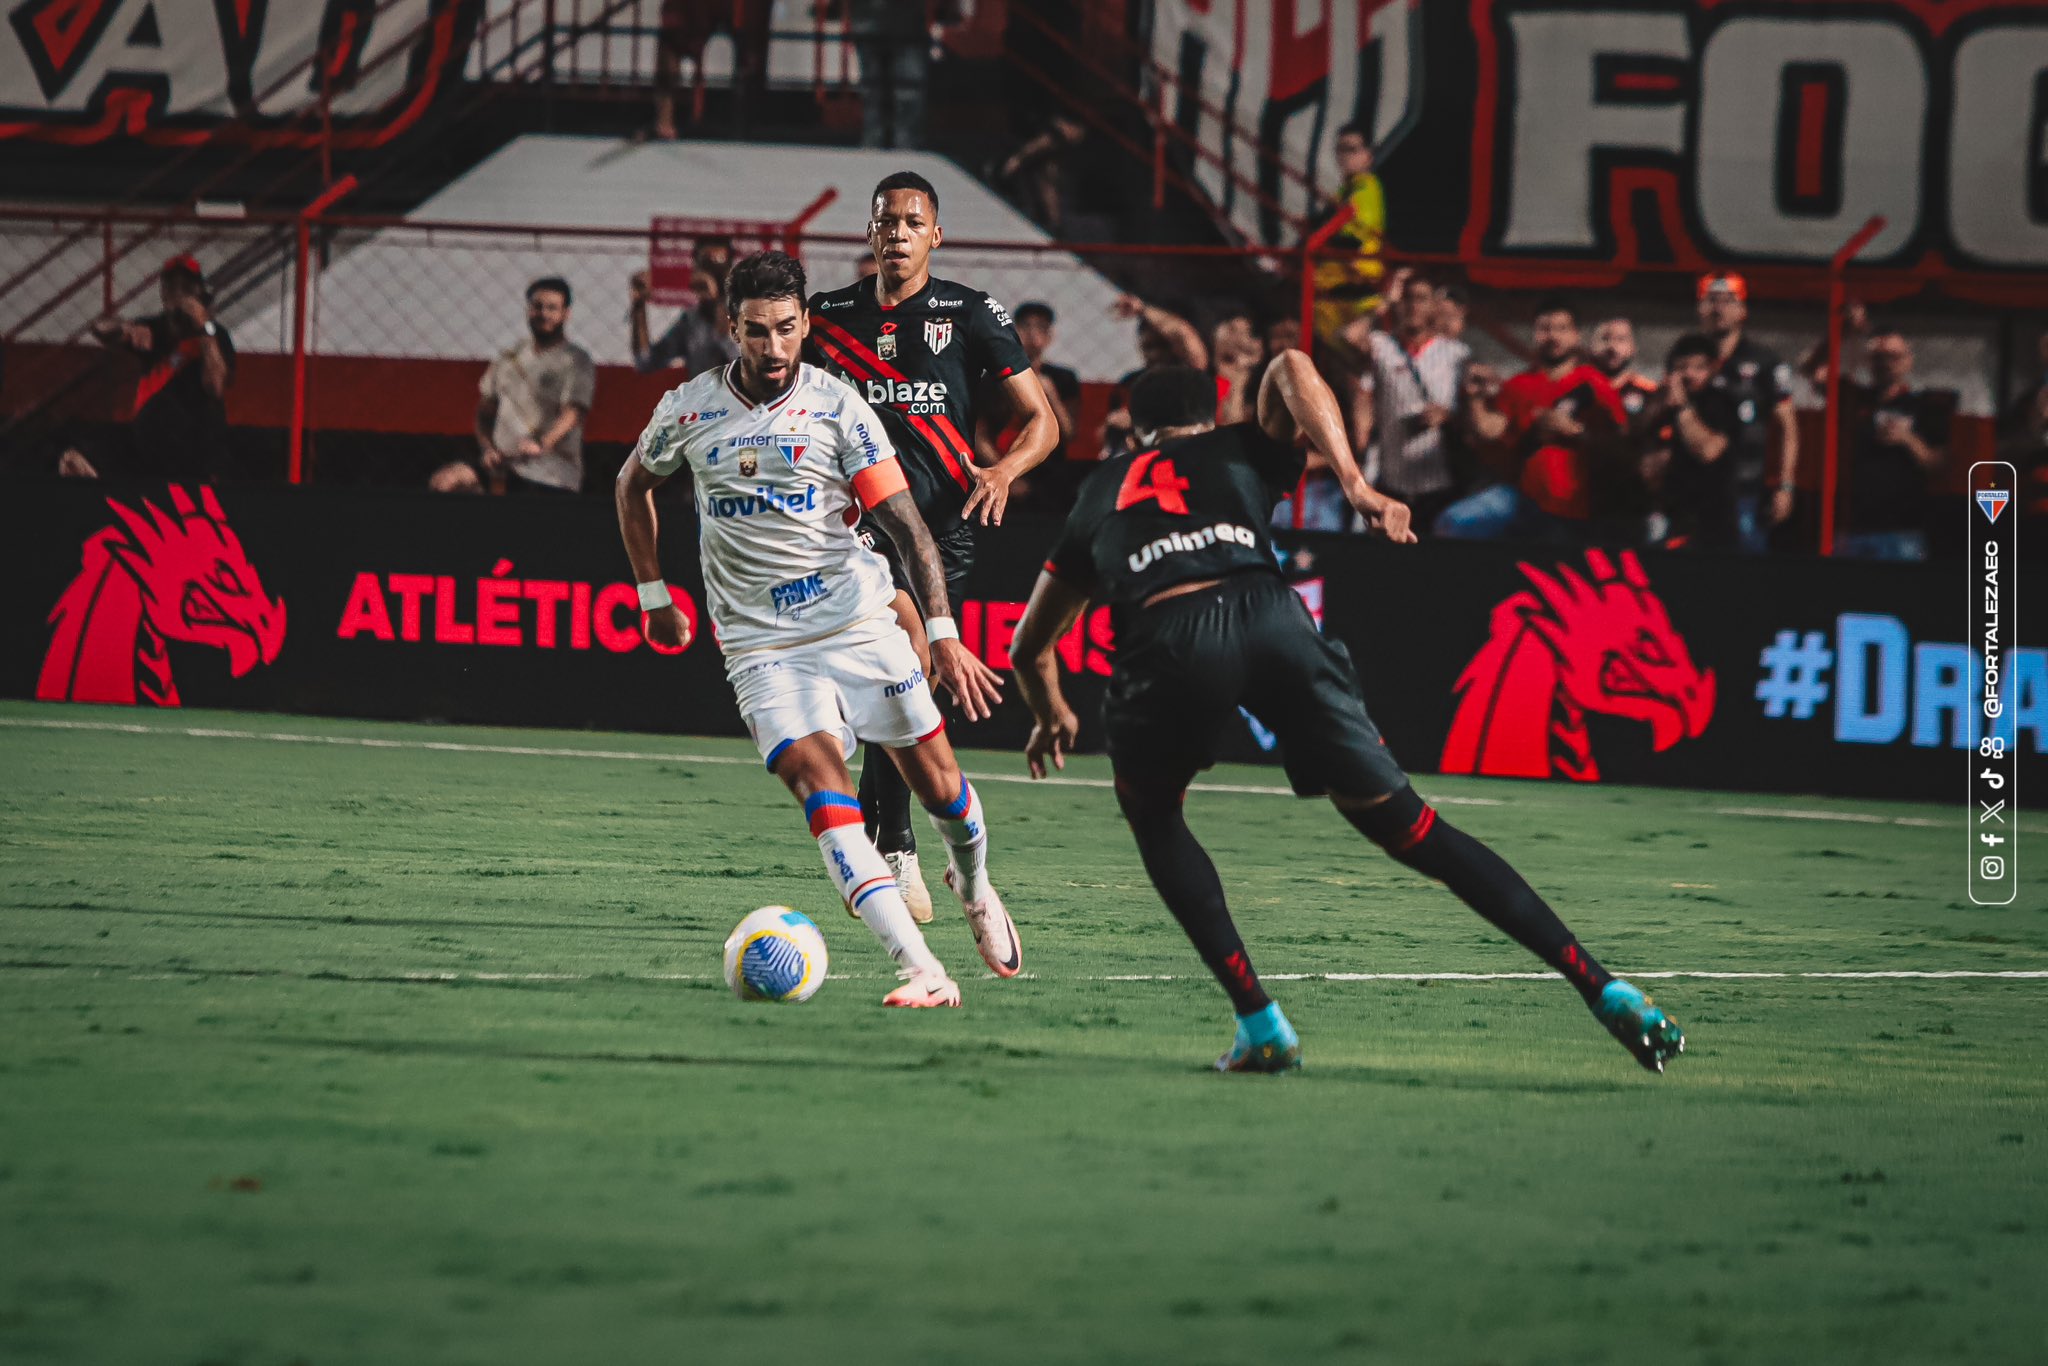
[3,964,2038,986]
[0,716,1503,805]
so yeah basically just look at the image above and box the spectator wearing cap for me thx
[628,236,738,377]
[435,277,595,495]
[1697,272,1799,552]
[1801,307,1949,562]
[58,253,234,482]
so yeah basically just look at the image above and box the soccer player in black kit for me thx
[1009,357,1685,1074]
[806,171,1058,922]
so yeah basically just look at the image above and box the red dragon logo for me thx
[1441,549,1713,781]
[36,485,285,707]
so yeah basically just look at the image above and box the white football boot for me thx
[882,967,962,1008]
[886,848,935,924]
[945,868,1022,979]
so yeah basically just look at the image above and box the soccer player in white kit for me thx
[615,251,1022,1006]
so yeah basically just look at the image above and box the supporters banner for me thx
[2,480,2040,803]
[0,0,472,147]
[1151,0,2048,284]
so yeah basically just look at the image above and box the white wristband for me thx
[636,580,672,612]
[924,616,959,643]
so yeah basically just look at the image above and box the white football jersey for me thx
[634,362,904,653]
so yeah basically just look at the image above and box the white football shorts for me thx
[726,612,944,770]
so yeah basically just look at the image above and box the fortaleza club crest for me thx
[924,318,954,353]
[775,433,810,468]
[1440,550,1713,782]
[1977,489,2010,522]
[37,485,286,708]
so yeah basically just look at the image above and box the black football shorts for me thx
[856,513,974,605]
[1103,571,1408,799]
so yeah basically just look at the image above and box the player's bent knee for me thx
[1112,772,1189,828]
[769,731,856,799]
[1343,784,1437,856]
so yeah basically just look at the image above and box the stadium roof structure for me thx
[242,137,1138,380]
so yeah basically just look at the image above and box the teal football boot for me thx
[1594,980,1685,1073]
[1216,1002,1302,1073]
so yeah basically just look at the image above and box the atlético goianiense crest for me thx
[925,319,954,353]
[776,434,809,468]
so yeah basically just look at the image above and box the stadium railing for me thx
[0,203,2016,547]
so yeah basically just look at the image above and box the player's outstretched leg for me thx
[1116,772,1300,1073]
[858,743,932,924]
[892,737,1021,978]
[1336,785,1683,1072]
[773,734,959,1007]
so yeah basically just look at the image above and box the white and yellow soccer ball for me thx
[722,906,829,1003]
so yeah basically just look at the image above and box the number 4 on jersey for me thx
[1116,451,1191,514]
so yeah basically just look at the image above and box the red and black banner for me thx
[0,0,472,147]
[3,479,2042,803]
[1152,0,2048,293]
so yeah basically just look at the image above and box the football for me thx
[722,906,830,1003]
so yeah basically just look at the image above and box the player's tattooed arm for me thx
[1012,572,1089,778]
[869,490,1005,720]
[1259,349,1417,545]
[614,454,691,651]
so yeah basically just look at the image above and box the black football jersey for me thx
[1043,422,1305,611]
[806,274,1029,523]
[1708,336,1795,491]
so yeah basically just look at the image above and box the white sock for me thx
[923,778,991,902]
[810,803,944,977]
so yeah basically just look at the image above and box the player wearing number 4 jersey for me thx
[616,251,1021,1006]
[1010,357,1683,1073]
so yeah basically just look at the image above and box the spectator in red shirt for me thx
[1438,297,1628,542]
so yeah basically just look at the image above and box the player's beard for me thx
[738,355,794,401]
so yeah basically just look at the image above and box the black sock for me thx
[1344,789,1614,1004]
[858,744,917,855]
[1117,777,1270,1016]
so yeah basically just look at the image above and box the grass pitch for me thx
[1,700,2044,1365]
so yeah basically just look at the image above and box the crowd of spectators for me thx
[20,222,2031,565]
[993,262,1991,563]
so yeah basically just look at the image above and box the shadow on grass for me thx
[4,900,681,938]
[256,1033,936,1073]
